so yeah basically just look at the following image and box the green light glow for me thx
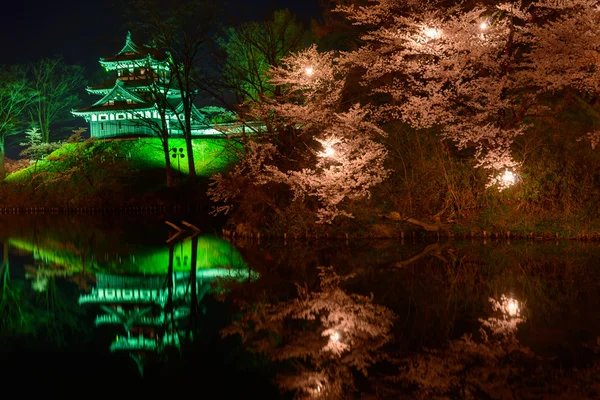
[111,236,248,274]
[8,237,90,272]
[8,234,249,274]
[4,137,237,182]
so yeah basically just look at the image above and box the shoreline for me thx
[1,207,600,241]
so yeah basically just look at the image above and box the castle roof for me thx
[72,103,154,116]
[87,78,179,97]
[100,32,169,69]
[72,80,154,115]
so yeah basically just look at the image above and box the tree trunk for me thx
[187,234,199,347]
[161,128,174,188]
[184,102,196,180]
[41,120,50,144]
[405,217,440,232]
[166,242,176,331]
[36,111,50,143]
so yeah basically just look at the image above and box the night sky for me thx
[0,0,323,76]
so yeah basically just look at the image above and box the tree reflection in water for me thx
[1,239,86,346]
[223,239,600,399]
[0,240,26,332]
[2,216,600,397]
[385,294,532,399]
[374,295,600,399]
[221,266,395,399]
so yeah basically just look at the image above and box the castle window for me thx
[101,122,104,130]
[116,113,126,120]
[118,121,122,129]
[98,114,108,121]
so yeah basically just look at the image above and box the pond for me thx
[1,214,599,398]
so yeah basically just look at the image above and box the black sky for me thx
[0,0,322,75]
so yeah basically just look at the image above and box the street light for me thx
[497,294,521,318]
[479,21,489,30]
[317,138,339,159]
[305,66,314,76]
[170,147,185,173]
[329,331,340,342]
[321,145,335,158]
[423,27,441,39]
[506,298,520,317]
[500,169,519,187]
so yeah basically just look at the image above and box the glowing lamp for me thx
[506,298,520,317]
[322,145,335,158]
[424,27,441,39]
[305,66,314,76]
[501,169,517,187]
[479,22,488,30]
[330,331,340,342]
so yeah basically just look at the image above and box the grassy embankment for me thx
[0,137,236,209]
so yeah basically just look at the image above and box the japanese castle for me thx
[72,32,225,139]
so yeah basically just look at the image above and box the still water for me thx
[1,214,599,398]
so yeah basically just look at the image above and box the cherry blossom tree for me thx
[209,46,390,224]
[336,1,539,189]
[336,0,600,189]
[211,0,600,228]
[525,0,600,148]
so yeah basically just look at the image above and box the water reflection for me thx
[1,239,84,346]
[223,237,600,399]
[0,216,253,377]
[78,231,254,375]
[1,239,25,334]
[381,293,533,399]
[221,266,395,399]
[1,216,599,397]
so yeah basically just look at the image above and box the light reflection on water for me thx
[0,215,599,398]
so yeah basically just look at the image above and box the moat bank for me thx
[3,137,600,240]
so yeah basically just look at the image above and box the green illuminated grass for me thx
[4,137,236,184]
[0,136,241,207]
[124,137,237,176]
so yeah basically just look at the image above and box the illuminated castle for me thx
[72,32,227,139]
